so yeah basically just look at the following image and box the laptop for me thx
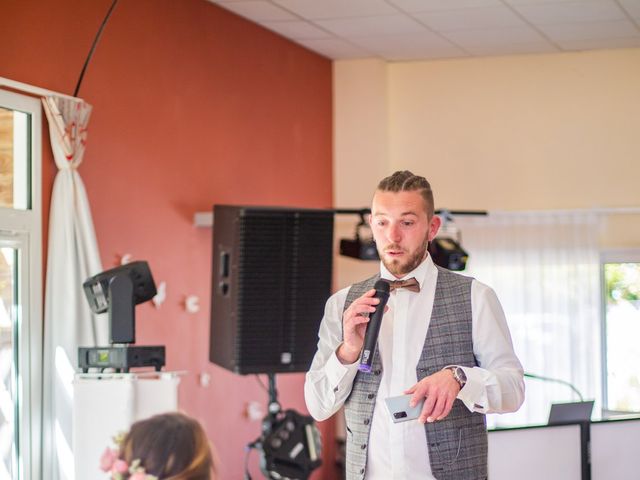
[548,400,595,425]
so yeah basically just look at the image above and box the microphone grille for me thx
[374,279,390,293]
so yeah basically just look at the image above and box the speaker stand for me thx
[266,373,281,422]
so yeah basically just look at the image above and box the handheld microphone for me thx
[358,279,391,373]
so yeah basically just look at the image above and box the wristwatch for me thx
[447,366,467,389]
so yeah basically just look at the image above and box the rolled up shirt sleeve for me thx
[305,288,360,421]
[454,281,525,415]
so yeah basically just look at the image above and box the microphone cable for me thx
[524,372,584,401]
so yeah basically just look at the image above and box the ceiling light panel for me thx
[512,1,628,26]
[294,38,372,59]
[272,0,399,19]
[350,33,468,60]
[262,20,333,39]
[539,19,640,41]
[315,14,428,38]
[388,0,502,13]
[413,6,529,32]
[442,25,548,47]
[465,41,558,56]
[216,1,298,22]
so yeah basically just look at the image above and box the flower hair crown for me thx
[100,432,158,480]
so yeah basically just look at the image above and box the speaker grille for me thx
[210,206,333,374]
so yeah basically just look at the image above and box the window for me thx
[0,89,42,480]
[602,250,640,413]
[0,106,30,210]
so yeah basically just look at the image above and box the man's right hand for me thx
[337,289,385,364]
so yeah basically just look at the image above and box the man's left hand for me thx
[404,369,460,423]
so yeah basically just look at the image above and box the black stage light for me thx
[339,236,379,261]
[78,261,165,373]
[428,237,468,271]
[258,410,322,479]
[83,261,156,343]
[339,211,379,261]
[244,377,322,480]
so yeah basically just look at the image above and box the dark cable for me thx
[255,374,268,392]
[524,372,584,401]
[73,0,119,97]
[243,443,255,480]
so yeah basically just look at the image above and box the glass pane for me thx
[604,262,640,412]
[0,247,17,478]
[0,107,30,210]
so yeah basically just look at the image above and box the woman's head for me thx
[106,412,215,480]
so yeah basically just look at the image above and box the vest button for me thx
[360,468,365,474]
[364,418,370,425]
[374,369,381,375]
[367,393,375,399]
[361,443,367,449]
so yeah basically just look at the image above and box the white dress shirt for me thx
[304,255,525,479]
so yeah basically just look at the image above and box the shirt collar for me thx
[379,253,435,291]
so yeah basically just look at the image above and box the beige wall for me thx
[333,59,389,288]
[334,58,389,209]
[334,48,640,261]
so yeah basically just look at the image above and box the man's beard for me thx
[380,240,428,277]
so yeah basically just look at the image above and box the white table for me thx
[73,371,181,480]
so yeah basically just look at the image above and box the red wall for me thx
[1,0,334,478]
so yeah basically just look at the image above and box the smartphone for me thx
[384,394,424,423]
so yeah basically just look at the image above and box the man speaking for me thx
[305,171,524,479]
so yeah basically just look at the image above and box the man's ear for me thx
[427,215,442,242]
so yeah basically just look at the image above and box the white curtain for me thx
[454,211,602,427]
[42,96,105,479]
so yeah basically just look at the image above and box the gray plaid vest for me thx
[343,267,488,480]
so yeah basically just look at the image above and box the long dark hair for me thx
[120,412,215,480]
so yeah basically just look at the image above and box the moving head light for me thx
[336,208,474,271]
[259,410,322,479]
[83,261,157,343]
[428,237,468,271]
[79,261,165,373]
[339,210,379,261]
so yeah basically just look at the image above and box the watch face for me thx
[455,367,467,386]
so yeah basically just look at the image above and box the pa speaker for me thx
[209,205,334,375]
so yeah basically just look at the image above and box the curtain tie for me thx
[388,277,420,293]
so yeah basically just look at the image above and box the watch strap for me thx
[446,366,467,389]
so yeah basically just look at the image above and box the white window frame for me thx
[599,248,640,412]
[0,89,42,480]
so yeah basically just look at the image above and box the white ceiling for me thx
[208,0,640,61]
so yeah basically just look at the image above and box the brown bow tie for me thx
[388,277,420,293]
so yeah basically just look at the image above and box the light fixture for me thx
[244,376,322,480]
[339,210,379,261]
[336,208,484,271]
[78,261,165,373]
[428,210,469,271]
[428,237,468,271]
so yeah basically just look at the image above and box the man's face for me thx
[369,190,441,278]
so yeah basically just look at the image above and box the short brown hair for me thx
[377,170,434,217]
[120,412,215,480]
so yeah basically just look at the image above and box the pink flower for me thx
[112,459,129,474]
[99,448,118,472]
[130,472,148,480]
